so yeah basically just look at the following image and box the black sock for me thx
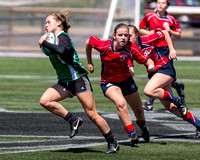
[64,112,77,124]
[103,130,116,144]
[136,120,147,132]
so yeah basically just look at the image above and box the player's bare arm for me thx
[38,34,48,47]
[162,30,177,60]
[139,28,155,36]
[85,39,94,73]
[144,58,155,73]
[165,26,181,39]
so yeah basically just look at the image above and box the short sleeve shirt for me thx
[139,11,181,47]
[89,36,148,82]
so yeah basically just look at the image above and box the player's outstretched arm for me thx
[85,39,94,73]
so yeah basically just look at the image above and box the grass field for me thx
[1,141,200,160]
[0,57,199,111]
[0,57,200,160]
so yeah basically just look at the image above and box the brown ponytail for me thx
[128,24,140,42]
[52,12,71,33]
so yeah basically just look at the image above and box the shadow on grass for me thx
[151,134,197,140]
[119,141,139,147]
[53,147,102,153]
[119,140,167,147]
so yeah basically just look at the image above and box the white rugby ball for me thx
[41,32,57,56]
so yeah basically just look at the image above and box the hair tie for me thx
[56,14,63,23]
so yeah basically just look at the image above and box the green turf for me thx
[0,57,200,159]
[0,140,200,160]
[0,57,199,111]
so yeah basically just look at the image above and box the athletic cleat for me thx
[175,97,188,117]
[105,142,119,154]
[141,127,150,142]
[195,127,200,138]
[69,117,83,138]
[129,132,139,146]
[142,102,153,111]
[177,83,185,98]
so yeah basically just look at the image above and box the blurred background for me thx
[0,0,200,57]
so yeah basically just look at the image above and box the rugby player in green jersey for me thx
[38,12,119,154]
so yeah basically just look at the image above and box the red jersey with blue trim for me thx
[141,31,169,71]
[128,31,169,71]
[89,36,148,82]
[139,11,181,47]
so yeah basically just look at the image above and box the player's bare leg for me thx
[105,86,138,145]
[40,84,83,138]
[77,91,119,153]
[125,91,150,142]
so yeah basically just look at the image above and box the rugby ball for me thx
[41,32,57,56]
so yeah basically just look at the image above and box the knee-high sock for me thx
[162,90,179,104]
[124,124,135,136]
[183,111,200,128]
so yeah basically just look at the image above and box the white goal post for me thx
[103,0,118,40]
[134,0,141,28]
[103,0,141,40]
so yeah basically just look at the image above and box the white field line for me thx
[0,142,103,150]
[177,56,200,61]
[0,75,200,83]
[0,135,106,155]
[0,53,200,61]
[0,139,66,144]
[1,109,200,155]
[0,136,104,144]
[0,142,107,155]
[0,135,102,139]
[175,66,200,70]
[1,134,200,155]
[0,75,55,79]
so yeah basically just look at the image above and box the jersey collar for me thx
[110,39,131,54]
[57,30,65,36]
[155,10,168,19]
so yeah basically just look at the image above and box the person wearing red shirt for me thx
[128,25,200,136]
[139,0,185,111]
[85,23,155,147]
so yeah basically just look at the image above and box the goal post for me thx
[103,0,144,40]
[103,0,118,40]
[134,0,141,27]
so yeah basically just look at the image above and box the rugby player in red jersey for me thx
[128,25,200,136]
[139,0,185,111]
[85,23,155,147]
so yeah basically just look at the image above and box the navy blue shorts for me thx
[100,76,138,97]
[148,47,176,80]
